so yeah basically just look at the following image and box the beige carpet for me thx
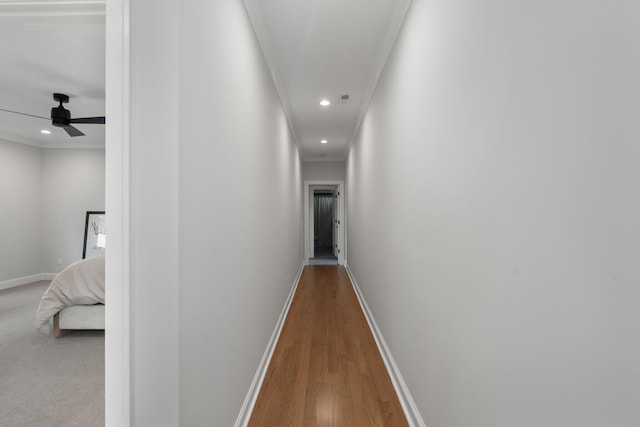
[0,281,104,426]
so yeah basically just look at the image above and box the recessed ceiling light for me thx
[320,99,330,107]
[40,129,51,134]
[321,139,328,144]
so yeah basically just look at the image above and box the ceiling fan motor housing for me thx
[51,93,71,127]
[51,105,71,127]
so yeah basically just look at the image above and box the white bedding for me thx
[35,256,105,335]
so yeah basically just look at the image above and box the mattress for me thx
[58,304,105,330]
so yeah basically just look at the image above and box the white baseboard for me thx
[345,264,426,427]
[0,273,57,292]
[234,260,306,427]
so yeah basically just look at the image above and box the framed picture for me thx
[83,211,106,259]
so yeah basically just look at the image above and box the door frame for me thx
[304,180,345,265]
[332,187,339,257]
[106,0,130,424]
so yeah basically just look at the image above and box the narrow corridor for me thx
[248,266,408,426]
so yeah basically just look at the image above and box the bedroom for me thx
[0,2,106,425]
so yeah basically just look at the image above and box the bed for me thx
[35,256,105,337]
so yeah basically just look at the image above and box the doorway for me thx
[304,180,345,265]
[313,191,337,261]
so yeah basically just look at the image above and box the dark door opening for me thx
[313,193,336,259]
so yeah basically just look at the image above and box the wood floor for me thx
[248,265,408,427]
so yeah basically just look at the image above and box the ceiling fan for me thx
[0,93,105,137]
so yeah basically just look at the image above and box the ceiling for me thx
[0,1,410,158]
[0,0,105,149]
[243,0,411,161]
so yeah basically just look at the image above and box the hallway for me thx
[105,0,640,424]
[249,266,408,426]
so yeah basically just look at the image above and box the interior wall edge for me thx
[104,0,131,424]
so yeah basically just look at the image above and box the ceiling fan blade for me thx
[64,125,85,137]
[0,108,49,120]
[69,116,105,124]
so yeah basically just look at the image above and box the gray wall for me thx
[346,0,640,426]
[0,139,42,282]
[41,148,105,272]
[0,139,104,284]
[302,160,345,181]
[125,0,303,425]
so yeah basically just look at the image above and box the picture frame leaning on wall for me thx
[82,211,106,259]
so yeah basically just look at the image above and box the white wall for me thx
[302,160,345,181]
[41,149,105,273]
[126,0,180,424]
[118,0,303,425]
[0,138,42,282]
[346,1,640,426]
[0,140,104,285]
[179,1,302,424]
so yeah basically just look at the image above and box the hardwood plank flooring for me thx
[248,265,408,427]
